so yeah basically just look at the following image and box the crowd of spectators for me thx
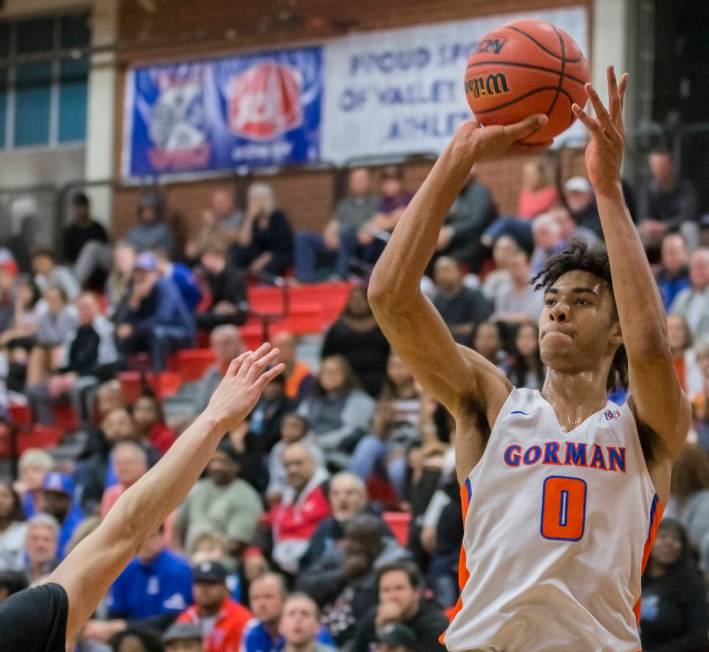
[0,147,707,651]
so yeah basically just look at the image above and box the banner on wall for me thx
[122,46,323,177]
[321,6,588,163]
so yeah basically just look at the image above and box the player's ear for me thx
[608,319,623,347]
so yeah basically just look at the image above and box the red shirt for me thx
[149,422,175,455]
[178,597,252,652]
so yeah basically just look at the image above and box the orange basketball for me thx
[465,19,590,143]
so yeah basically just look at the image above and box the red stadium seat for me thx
[173,349,217,381]
[8,403,32,428]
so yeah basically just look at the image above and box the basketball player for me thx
[0,343,284,652]
[368,67,690,651]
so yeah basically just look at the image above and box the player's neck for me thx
[541,369,609,432]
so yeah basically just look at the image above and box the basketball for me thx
[465,19,590,143]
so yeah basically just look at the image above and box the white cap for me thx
[564,176,591,193]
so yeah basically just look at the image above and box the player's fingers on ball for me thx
[504,114,547,142]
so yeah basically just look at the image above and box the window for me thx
[0,11,90,149]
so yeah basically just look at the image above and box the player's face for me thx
[539,270,621,374]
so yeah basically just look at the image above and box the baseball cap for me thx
[162,621,203,644]
[192,560,227,584]
[134,252,158,272]
[42,472,74,497]
[564,176,591,193]
[376,624,417,648]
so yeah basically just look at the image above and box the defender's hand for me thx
[572,66,628,196]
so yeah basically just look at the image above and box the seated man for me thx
[350,561,448,652]
[31,247,80,302]
[530,213,567,275]
[114,252,195,372]
[155,247,203,311]
[272,331,313,402]
[175,440,262,555]
[162,621,204,652]
[491,252,544,327]
[23,514,60,585]
[279,593,336,652]
[63,193,111,287]
[670,248,709,339]
[655,232,690,310]
[39,472,85,560]
[294,167,380,282]
[431,257,492,346]
[27,292,118,425]
[564,176,602,239]
[177,561,252,652]
[196,241,248,330]
[82,525,192,642]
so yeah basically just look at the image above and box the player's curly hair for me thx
[530,240,628,392]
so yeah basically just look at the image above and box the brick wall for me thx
[112,0,591,239]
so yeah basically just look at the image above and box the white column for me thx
[83,0,118,228]
[591,0,631,98]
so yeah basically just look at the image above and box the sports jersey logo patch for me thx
[604,409,622,421]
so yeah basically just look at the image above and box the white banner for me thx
[321,6,588,163]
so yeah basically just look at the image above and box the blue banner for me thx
[123,46,323,177]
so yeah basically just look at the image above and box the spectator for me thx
[517,159,559,219]
[295,167,380,282]
[13,448,54,518]
[665,444,709,552]
[373,624,417,652]
[267,414,324,506]
[105,241,137,314]
[26,285,77,386]
[481,235,522,301]
[530,213,567,275]
[185,189,244,262]
[84,526,193,642]
[431,257,492,345]
[99,441,149,518]
[0,482,27,572]
[0,276,41,356]
[125,193,176,256]
[321,285,390,397]
[549,205,600,249]
[349,561,448,652]
[62,193,106,263]
[30,247,80,302]
[133,392,175,456]
[349,353,421,496]
[491,252,543,327]
[241,573,335,652]
[24,513,59,584]
[269,442,330,574]
[299,472,394,571]
[472,321,507,371]
[0,258,18,333]
[230,183,293,277]
[175,439,262,554]
[177,561,252,652]
[27,292,118,425]
[161,621,203,652]
[278,593,336,652]
[39,471,85,559]
[248,373,294,453]
[298,514,409,647]
[640,149,700,251]
[506,323,545,390]
[297,355,375,468]
[670,248,709,339]
[357,166,412,267]
[272,331,313,402]
[188,530,242,602]
[655,233,690,310]
[667,314,704,395]
[109,628,164,652]
[563,176,602,239]
[0,570,27,603]
[154,247,202,311]
[434,168,498,273]
[640,519,706,651]
[115,252,195,372]
[195,241,248,330]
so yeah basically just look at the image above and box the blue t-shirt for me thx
[57,502,85,560]
[241,619,335,652]
[107,548,193,619]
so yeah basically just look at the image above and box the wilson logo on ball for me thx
[476,38,507,55]
[465,72,510,98]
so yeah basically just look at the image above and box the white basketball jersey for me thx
[443,388,662,652]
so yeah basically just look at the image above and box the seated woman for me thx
[349,353,421,497]
[640,518,707,651]
[105,241,136,316]
[229,182,293,277]
[297,355,375,470]
[132,391,175,456]
[506,322,545,390]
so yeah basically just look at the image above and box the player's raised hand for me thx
[572,65,629,194]
[205,343,285,432]
[456,114,552,161]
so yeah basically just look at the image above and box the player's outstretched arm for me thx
[368,115,548,477]
[50,344,285,646]
[573,67,691,471]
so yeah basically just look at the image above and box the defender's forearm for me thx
[597,184,668,356]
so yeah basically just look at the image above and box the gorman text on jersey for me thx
[503,441,626,473]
